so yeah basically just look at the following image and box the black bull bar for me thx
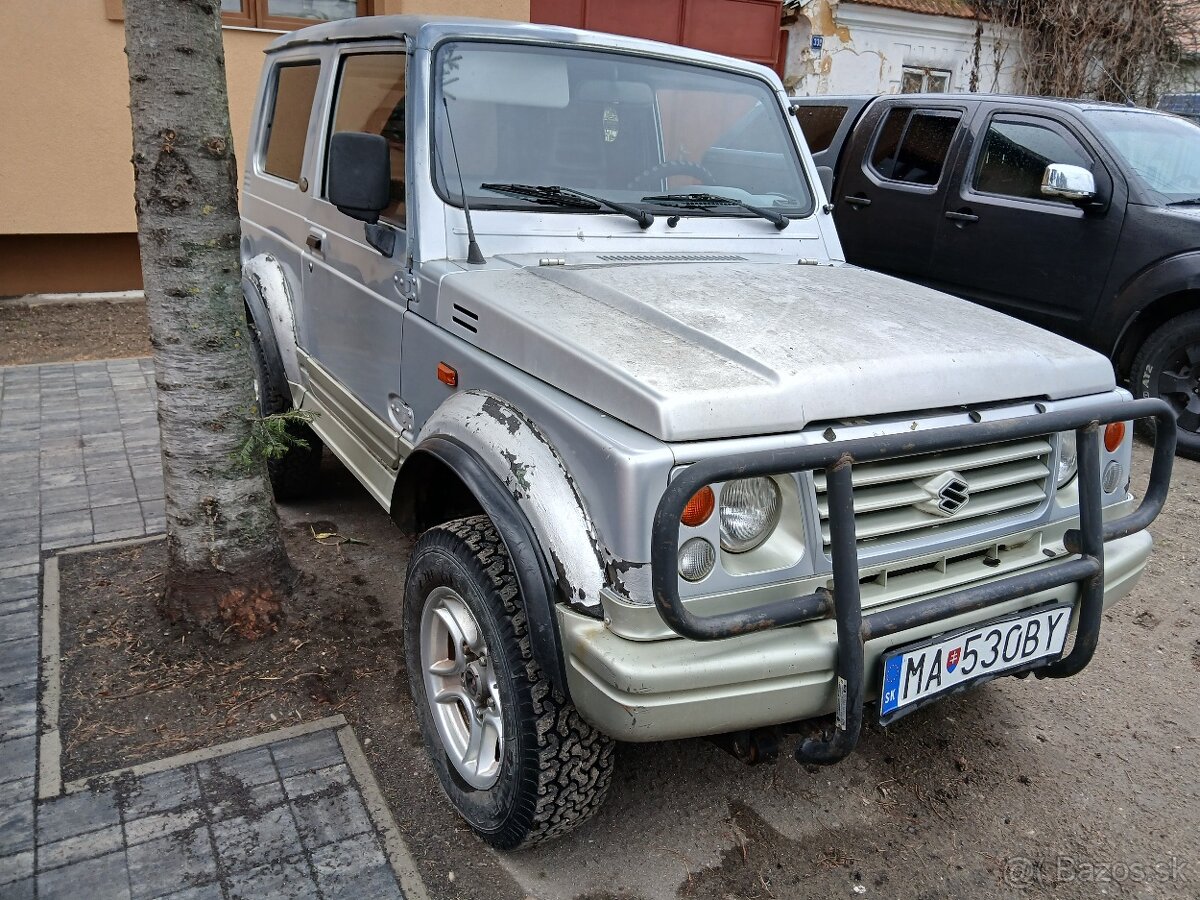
[650,398,1176,765]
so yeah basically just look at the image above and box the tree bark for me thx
[124,0,292,639]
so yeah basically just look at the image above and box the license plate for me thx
[879,603,1073,723]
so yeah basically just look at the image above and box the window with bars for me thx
[220,0,372,31]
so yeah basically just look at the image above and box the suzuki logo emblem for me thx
[916,470,971,518]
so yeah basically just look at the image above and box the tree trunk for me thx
[124,0,292,640]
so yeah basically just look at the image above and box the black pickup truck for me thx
[791,94,1200,459]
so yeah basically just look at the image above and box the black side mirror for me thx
[327,132,390,224]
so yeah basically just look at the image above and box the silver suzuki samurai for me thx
[240,16,1176,849]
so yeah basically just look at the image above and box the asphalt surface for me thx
[293,442,1199,900]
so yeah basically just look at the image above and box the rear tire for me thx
[249,328,324,500]
[403,515,615,849]
[1130,311,1200,461]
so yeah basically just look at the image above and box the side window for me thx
[262,62,321,184]
[869,108,961,186]
[327,52,407,226]
[973,118,1092,202]
[794,105,848,154]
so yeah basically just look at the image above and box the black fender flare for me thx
[1105,250,1200,358]
[241,275,291,403]
[405,435,571,697]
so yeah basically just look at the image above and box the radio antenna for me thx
[441,96,486,265]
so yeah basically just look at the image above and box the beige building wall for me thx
[0,0,528,295]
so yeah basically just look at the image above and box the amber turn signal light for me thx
[1104,421,1126,452]
[437,362,458,387]
[681,486,715,527]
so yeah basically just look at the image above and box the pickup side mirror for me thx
[327,131,390,224]
[1041,163,1097,202]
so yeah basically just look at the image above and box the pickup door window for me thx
[835,106,965,280]
[932,112,1124,337]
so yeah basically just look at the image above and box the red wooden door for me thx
[530,0,784,72]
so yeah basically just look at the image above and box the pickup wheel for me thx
[1131,311,1200,460]
[248,328,324,499]
[403,515,615,849]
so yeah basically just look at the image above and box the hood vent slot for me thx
[451,303,479,334]
[596,253,746,263]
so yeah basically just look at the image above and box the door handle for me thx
[844,195,872,207]
[945,210,979,223]
[305,233,323,252]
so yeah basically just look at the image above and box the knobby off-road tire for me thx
[248,328,324,500]
[403,515,616,849]
[1130,310,1200,461]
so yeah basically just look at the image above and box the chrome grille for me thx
[813,436,1054,553]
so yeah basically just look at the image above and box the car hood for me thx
[435,261,1115,442]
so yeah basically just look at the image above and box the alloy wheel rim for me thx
[1157,341,1200,434]
[420,586,504,790]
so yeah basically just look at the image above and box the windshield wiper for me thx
[641,192,790,230]
[1167,196,1200,206]
[480,183,653,228]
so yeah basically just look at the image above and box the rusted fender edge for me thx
[242,253,303,392]
[417,390,646,612]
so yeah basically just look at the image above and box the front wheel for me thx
[1130,311,1200,460]
[403,516,615,849]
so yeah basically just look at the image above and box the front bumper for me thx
[561,528,1151,741]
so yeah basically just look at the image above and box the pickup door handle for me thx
[843,195,872,207]
[305,233,323,252]
[945,210,980,223]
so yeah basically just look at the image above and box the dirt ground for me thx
[61,445,1199,900]
[0,299,151,366]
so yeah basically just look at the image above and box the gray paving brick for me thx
[39,486,90,514]
[0,852,34,889]
[0,577,36,604]
[0,547,38,571]
[89,480,139,507]
[126,829,216,900]
[123,767,202,819]
[38,849,130,900]
[282,764,351,800]
[211,805,301,873]
[0,596,35,619]
[0,874,34,898]
[270,730,344,779]
[290,782,373,852]
[0,638,38,689]
[0,735,35,790]
[152,885,224,900]
[0,680,36,742]
[0,565,38,582]
[124,807,203,846]
[199,746,278,790]
[38,787,120,844]
[226,855,320,900]
[208,779,286,824]
[0,777,34,806]
[0,800,34,855]
[311,834,403,900]
[0,609,37,645]
[37,823,124,870]
[39,470,85,490]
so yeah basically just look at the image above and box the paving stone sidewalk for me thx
[0,359,411,900]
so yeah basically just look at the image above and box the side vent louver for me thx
[451,303,479,334]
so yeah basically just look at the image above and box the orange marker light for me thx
[437,362,458,387]
[681,486,715,527]
[1104,421,1127,452]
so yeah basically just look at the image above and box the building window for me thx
[901,66,952,94]
[221,0,372,31]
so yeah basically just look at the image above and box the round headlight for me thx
[719,477,782,553]
[1056,431,1079,488]
[678,538,716,582]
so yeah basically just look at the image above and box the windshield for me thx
[1085,109,1200,201]
[432,41,813,220]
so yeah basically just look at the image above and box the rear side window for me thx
[973,118,1092,202]
[263,62,320,183]
[793,105,848,153]
[869,108,961,186]
[327,52,407,225]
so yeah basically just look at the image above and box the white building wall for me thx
[784,1,1021,97]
